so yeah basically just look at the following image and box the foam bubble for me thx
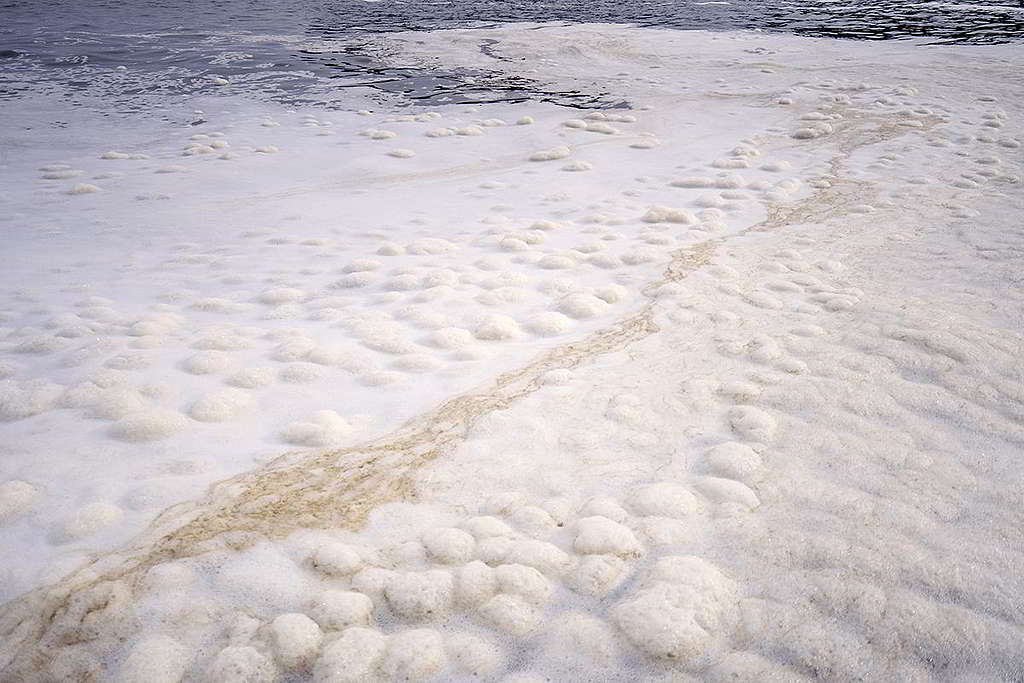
[574,516,642,556]
[192,332,251,350]
[473,315,524,341]
[505,539,571,576]
[269,338,316,362]
[629,482,698,519]
[379,629,447,681]
[621,247,661,265]
[314,627,386,683]
[538,254,577,270]
[260,288,306,305]
[108,409,188,442]
[561,160,593,172]
[455,560,497,606]
[67,183,101,195]
[570,554,628,597]
[271,613,322,670]
[407,238,457,255]
[0,480,39,523]
[305,344,364,369]
[702,442,762,481]
[87,369,130,389]
[0,360,21,380]
[524,312,573,337]
[670,177,713,189]
[14,335,68,354]
[181,351,235,375]
[693,476,760,509]
[227,367,275,389]
[642,206,695,224]
[0,379,63,421]
[88,387,148,420]
[579,497,628,523]
[117,635,189,683]
[540,497,576,526]
[718,381,762,402]
[558,293,609,320]
[694,193,725,209]
[509,505,557,537]
[309,590,373,630]
[342,259,383,274]
[384,570,453,620]
[612,556,735,663]
[477,536,514,565]
[631,138,659,149]
[424,328,476,350]
[189,388,252,422]
[499,237,530,252]
[358,371,402,387]
[279,363,324,383]
[391,354,442,373]
[593,285,628,304]
[333,272,377,288]
[478,594,540,636]
[463,515,514,542]
[529,146,571,162]
[542,613,619,672]
[792,125,831,140]
[56,501,124,542]
[727,406,777,443]
[495,563,553,605]
[281,410,356,447]
[423,527,476,565]
[311,542,364,577]
[742,290,783,310]
[447,632,504,677]
[206,646,275,683]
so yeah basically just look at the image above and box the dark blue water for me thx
[2,0,1022,111]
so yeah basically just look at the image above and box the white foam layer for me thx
[1,21,1023,683]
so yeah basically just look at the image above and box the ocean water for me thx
[2,1,1023,109]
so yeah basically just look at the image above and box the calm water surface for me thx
[1,1,1022,111]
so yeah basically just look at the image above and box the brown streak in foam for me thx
[0,108,939,681]
[0,236,702,681]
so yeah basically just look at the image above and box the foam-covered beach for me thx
[1,22,1022,682]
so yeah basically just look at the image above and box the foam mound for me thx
[612,556,736,664]
[281,411,356,447]
[108,409,189,442]
[0,480,39,523]
[189,388,253,422]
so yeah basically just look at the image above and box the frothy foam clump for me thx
[189,388,253,422]
[529,146,571,162]
[108,409,189,442]
[612,556,737,664]
[0,480,40,523]
[524,312,573,337]
[281,410,358,447]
